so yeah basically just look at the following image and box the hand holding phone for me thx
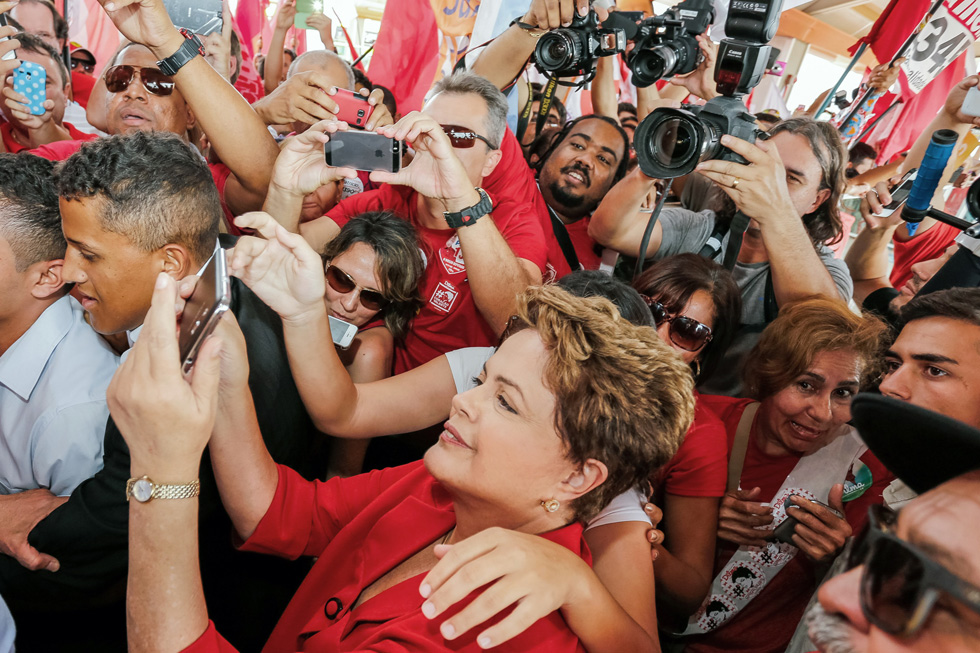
[874,169,917,218]
[962,85,980,118]
[328,315,358,349]
[0,12,16,62]
[324,130,402,173]
[179,247,231,374]
[770,496,845,545]
[12,61,45,116]
[332,88,374,128]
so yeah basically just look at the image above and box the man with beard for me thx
[806,394,980,653]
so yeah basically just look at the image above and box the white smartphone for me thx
[875,169,917,218]
[962,86,980,117]
[329,314,358,349]
[178,247,231,374]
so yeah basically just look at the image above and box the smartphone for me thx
[328,315,358,349]
[770,496,844,545]
[163,0,223,35]
[178,247,231,374]
[294,0,321,30]
[0,13,16,62]
[875,168,918,218]
[963,85,980,117]
[13,61,45,116]
[333,88,374,128]
[324,131,402,173]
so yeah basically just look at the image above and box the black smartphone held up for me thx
[324,131,402,173]
[0,13,16,61]
[770,496,845,545]
[178,246,231,374]
[876,168,918,218]
[163,0,223,35]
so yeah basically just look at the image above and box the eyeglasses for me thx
[71,58,95,75]
[642,296,713,352]
[104,64,176,97]
[441,124,497,150]
[846,504,980,637]
[325,264,388,312]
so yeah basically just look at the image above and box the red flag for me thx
[367,0,440,114]
[235,0,269,59]
[849,0,934,60]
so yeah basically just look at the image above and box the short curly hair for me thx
[56,131,221,266]
[742,297,888,399]
[506,285,696,522]
[0,153,63,270]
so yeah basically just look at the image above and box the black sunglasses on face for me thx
[104,64,176,96]
[71,58,95,74]
[847,504,980,637]
[642,296,713,352]
[325,264,388,312]
[441,124,497,150]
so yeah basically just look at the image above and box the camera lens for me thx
[630,45,676,87]
[634,108,706,179]
[535,31,582,72]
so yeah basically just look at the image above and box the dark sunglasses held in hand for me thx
[643,296,713,351]
[104,64,176,96]
[847,504,980,637]
[325,265,388,312]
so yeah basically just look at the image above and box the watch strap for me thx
[156,29,204,77]
[444,187,493,229]
[127,476,201,501]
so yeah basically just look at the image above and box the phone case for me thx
[333,89,374,128]
[13,61,46,116]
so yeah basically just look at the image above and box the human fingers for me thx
[869,181,891,214]
[175,275,200,324]
[790,523,840,562]
[559,0,575,26]
[722,492,774,517]
[643,501,663,526]
[186,332,223,414]
[451,582,548,648]
[717,522,770,547]
[697,168,743,192]
[142,273,183,382]
[423,547,517,621]
[421,530,501,600]
[237,211,281,241]
[543,0,561,30]
[13,541,61,573]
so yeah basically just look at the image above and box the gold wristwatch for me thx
[126,476,200,502]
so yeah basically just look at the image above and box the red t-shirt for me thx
[686,395,892,653]
[889,220,959,289]
[181,462,587,652]
[29,138,234,222]
[656,394,728,498]
[1,121,96,153]
[70,70,96,108]
[564,217,602,271]
[326,184,548,374]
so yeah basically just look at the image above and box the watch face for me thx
[133,479,153,502]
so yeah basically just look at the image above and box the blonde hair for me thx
[509,285,696,522]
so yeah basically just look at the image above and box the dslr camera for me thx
[634,0,784,179]
[628,0,714,88]
[533,10,627,80]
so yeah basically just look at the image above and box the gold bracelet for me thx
[511,18,547,39]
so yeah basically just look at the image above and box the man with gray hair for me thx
[269,71,549,375]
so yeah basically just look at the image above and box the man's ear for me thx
[185,105,198,131]
[159,244,195,279]
[808,187,832,215]
[556,459,608,503]
[481,147,504,179]
[30,259,66,300]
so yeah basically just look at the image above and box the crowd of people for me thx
[0,0,979,652]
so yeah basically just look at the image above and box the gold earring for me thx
[542,499,560,513]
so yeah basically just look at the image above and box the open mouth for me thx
[563,168,589,187]
[789,420,824,441]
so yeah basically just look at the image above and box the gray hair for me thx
[430,71,508,149]
[288,50,356,90]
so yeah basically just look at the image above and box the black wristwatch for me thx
[444,188,493,229]
[156,29,205,77]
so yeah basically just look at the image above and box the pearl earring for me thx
[542,499,560,513]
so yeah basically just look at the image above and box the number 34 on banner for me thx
[905,0,980,95]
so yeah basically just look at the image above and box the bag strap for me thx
[549,209,581,271]
[727,402,761,493]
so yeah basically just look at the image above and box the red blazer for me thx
[183,461,588,652]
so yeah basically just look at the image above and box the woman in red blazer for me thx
[109,233,697,653]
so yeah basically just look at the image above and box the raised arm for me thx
[98,0,280,215]
[263,0,294,95]
[592,52,618,120]
[588,166,664,258]
[845,181,902,304]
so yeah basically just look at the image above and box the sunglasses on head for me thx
[325,264,388,312]
[642,296,713,352]
[847,504,980,637]
[104,64,176,96]
[441,124,497,150]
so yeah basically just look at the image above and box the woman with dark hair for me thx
[304,211,424,476]
[681,298,892,653]
[630,254,743,630]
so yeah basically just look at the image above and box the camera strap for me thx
[547,205,582,272]
[721,211,751,271]
[516,77,534,144]
[634,178,673,280]
[536,76,560,137]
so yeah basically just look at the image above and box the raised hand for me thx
[227,212,327,323]
[271,119,358,197]
[97,0,183,56]
[786,484,852,563]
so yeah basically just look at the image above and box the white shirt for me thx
[0,296,119,496]
[0,593,13,653]
[444,347,651,529]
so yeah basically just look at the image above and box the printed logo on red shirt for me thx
[439,235,466,275]
[429,281,460,314]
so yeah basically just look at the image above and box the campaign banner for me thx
[904,0,980,94]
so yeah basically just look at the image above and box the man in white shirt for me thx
[0,153,117,565]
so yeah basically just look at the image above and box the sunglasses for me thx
[104,64,176,97]
[642,297,713,352]
[441,124,497,150]
[847,504,980,637]
[71,58,95,74]
[325,264,388,312]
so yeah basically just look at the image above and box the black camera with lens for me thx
[628,0,714,88]
[634,0,784,179]
[533,10,627,80]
